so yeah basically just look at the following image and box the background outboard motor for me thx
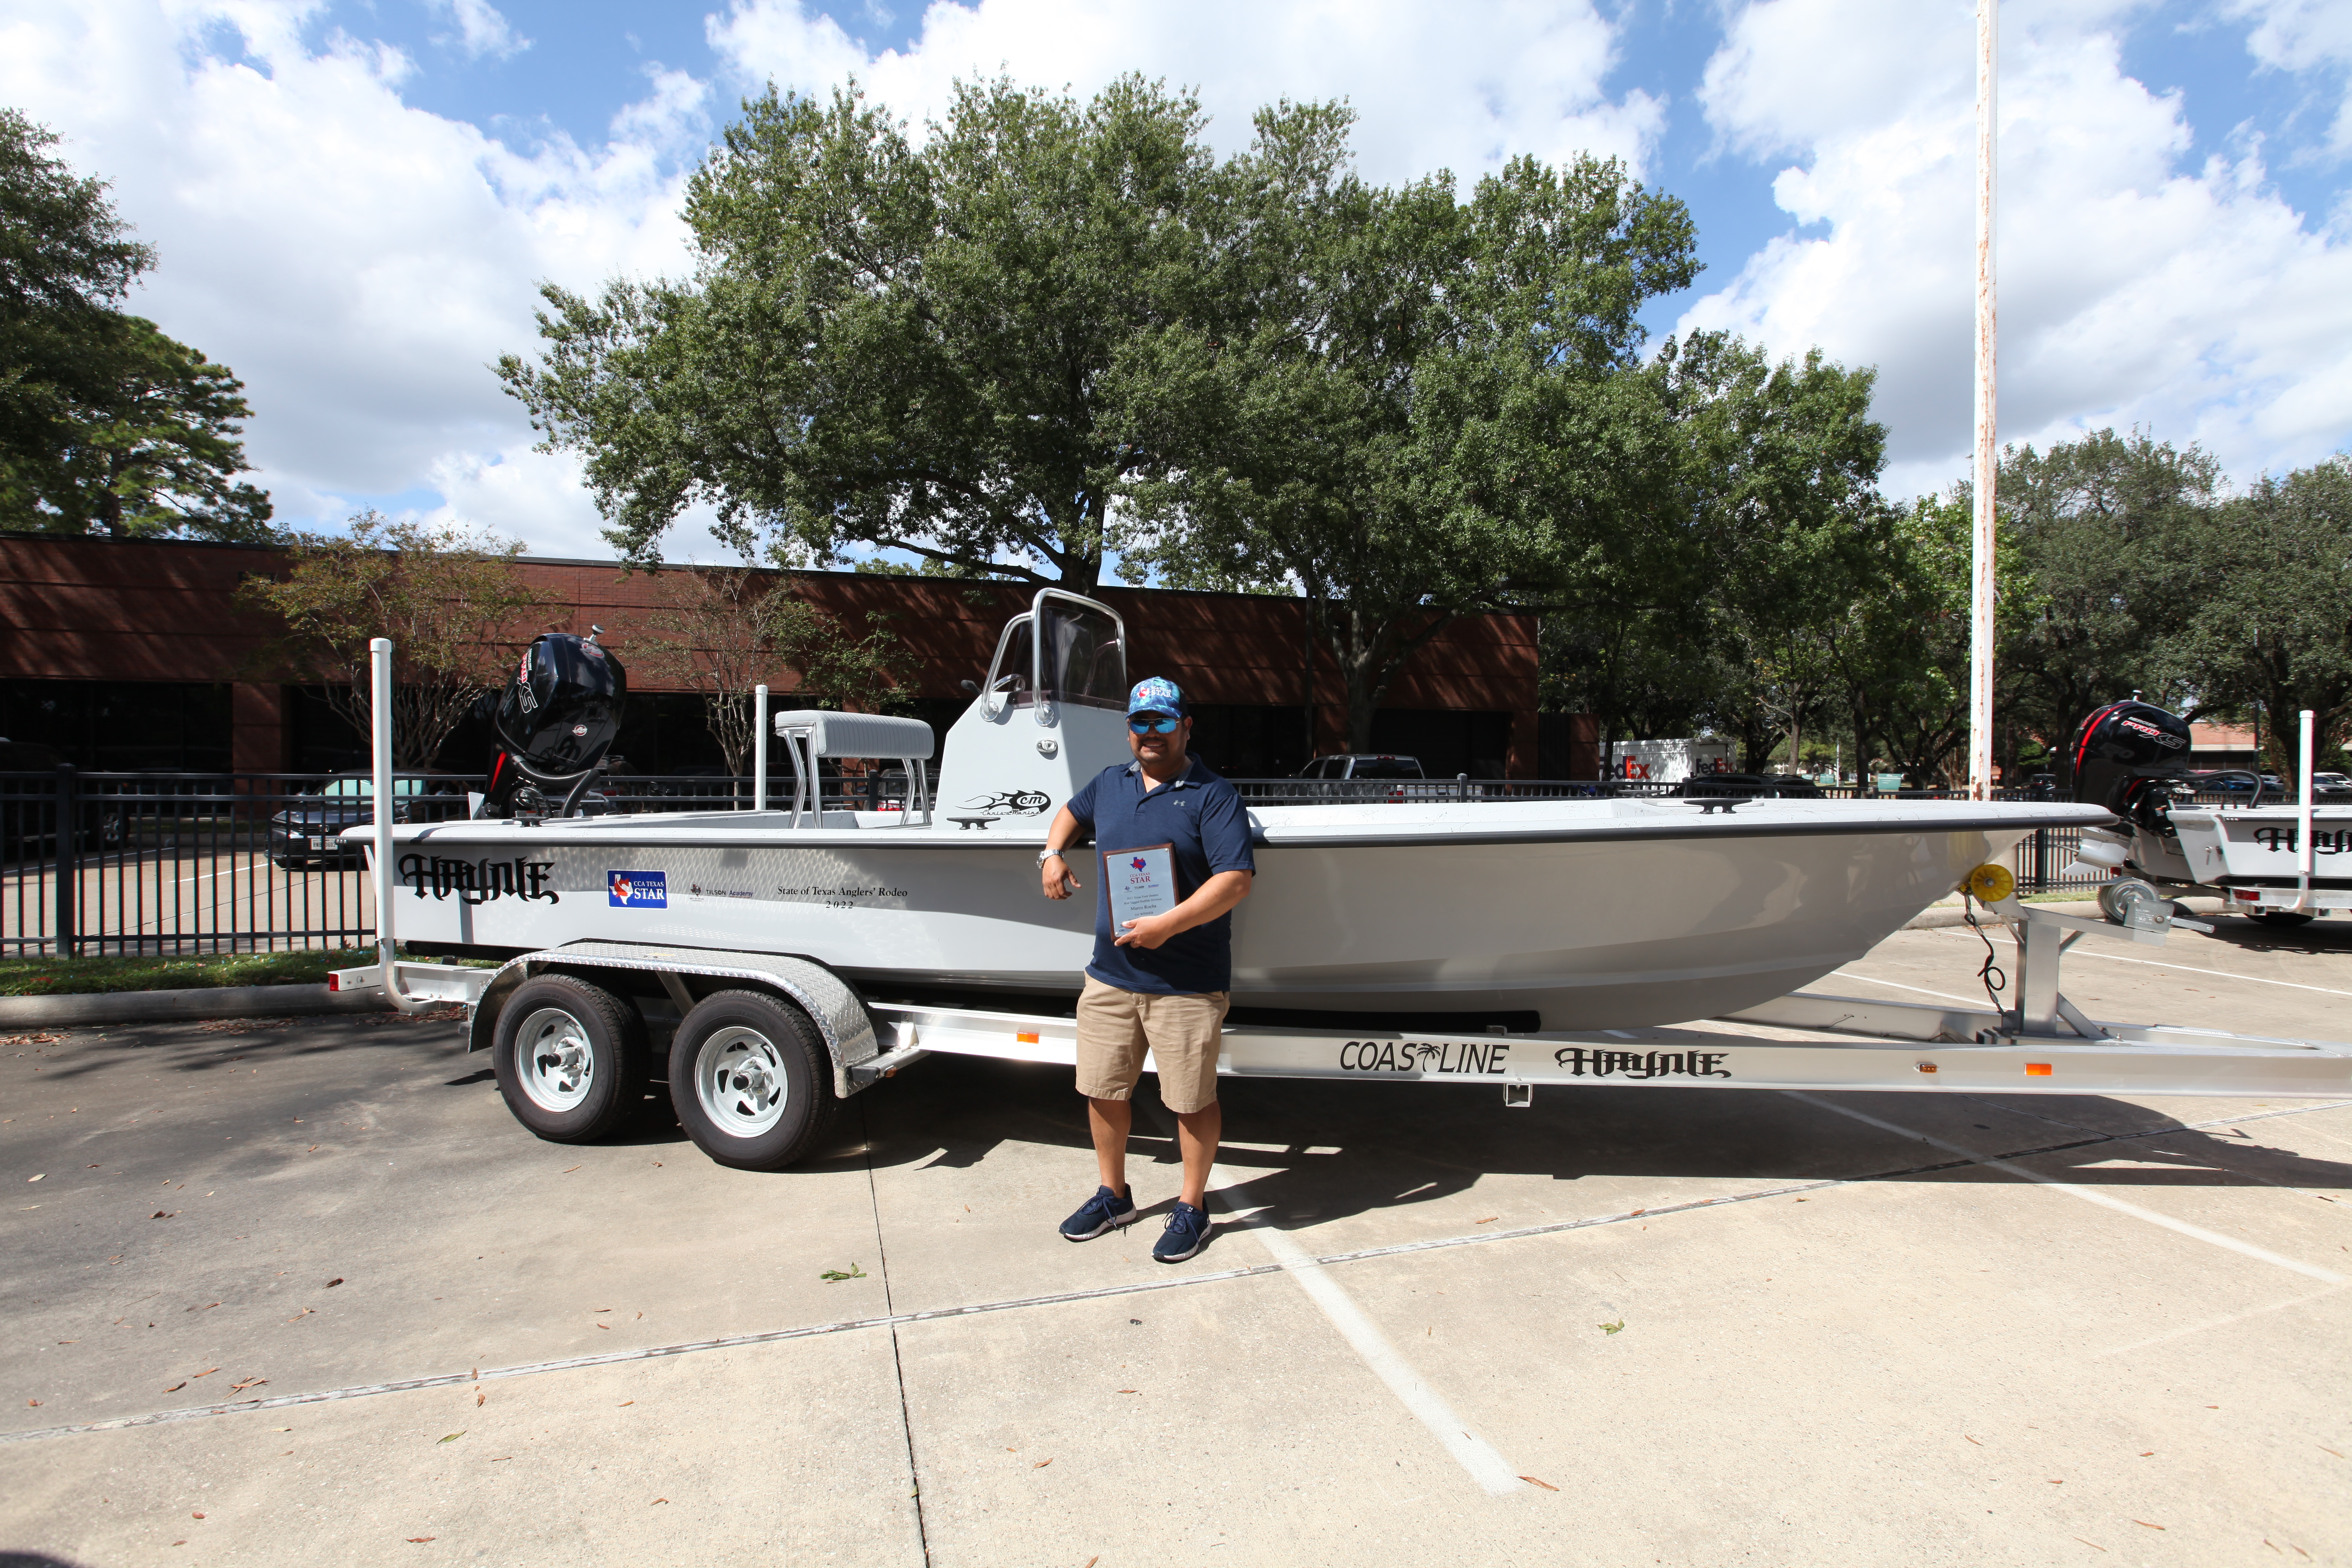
[479,628,627,818]
[2065,700,2192,835]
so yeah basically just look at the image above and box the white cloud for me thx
[2223,0,2352,160]
[0,0,699,547]
[428,0,529,62]
[1684,0,2352,498]
[705,0,1665,187]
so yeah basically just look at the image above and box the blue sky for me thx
[6,0,2349,565]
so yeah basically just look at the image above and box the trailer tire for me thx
[2253,910,2316,929]
[668,990,837,1171]
[492,975,649,1143]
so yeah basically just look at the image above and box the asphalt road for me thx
[2,913,2349,1566]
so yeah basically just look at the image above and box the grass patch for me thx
[0,947,495,997]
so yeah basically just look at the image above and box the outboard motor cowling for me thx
[2065,700,2192,834]
[480,630,627,817]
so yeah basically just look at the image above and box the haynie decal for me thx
[609,871,667,908]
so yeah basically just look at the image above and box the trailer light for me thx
[1915,1061,1937,1073]
[2234,890,2258,901]
[1016,1031,1039,1044]
[327,975,340,992]
[2025,1063,2052,1076]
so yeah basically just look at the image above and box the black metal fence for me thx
[6,766,2277,958]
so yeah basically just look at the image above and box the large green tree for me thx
[1112,116,1700,750]
[1994,428,2215,748]
[0,109,272,539]
[2155,456,2352,773]
[501,75,1230,587]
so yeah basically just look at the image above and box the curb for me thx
[0,983,392,1029]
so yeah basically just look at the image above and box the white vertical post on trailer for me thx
[753,683,769,812]
[2293,709,2316,911]
[369,638,428,1012]
[1968,0,1999,802]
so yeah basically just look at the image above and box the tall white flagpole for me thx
[1969,0,1999,800]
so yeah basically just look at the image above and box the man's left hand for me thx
[1114,912,1181,950]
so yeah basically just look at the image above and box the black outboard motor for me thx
[480,628,627,818]
[2065,699,2192,833]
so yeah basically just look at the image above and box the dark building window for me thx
[1186,705,1312,779]
[0,680,232,772]
[1365,709,1513,780]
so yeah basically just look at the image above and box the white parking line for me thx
[1135,1101,1524,1497]
[1790,1092,2346,1284]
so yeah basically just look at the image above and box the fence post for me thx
[2032,828,2047,892]
[53,763,78,957]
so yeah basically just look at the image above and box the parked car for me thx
[1296,754,1426,781]
[1676,772,1823,800]
[268,772,468,869]
[2309,771,2352,803]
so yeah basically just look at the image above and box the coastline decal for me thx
[397,853,557,905]
[1333,1041,1737,1080]
[609,871,667,909]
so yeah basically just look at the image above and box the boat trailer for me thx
[331,641,2351,1169]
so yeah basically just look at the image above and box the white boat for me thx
[370,591,2109,1030]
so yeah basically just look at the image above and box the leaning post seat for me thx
[773,711,937,826]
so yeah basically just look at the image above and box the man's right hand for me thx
[1041,853,1078,900]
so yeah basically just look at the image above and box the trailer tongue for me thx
[335,640,2352,1173]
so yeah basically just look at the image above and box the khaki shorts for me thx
[1074,976,1230,1114]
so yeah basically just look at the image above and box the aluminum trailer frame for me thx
[331,889,2352,1147]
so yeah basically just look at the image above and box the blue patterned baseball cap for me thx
[1126,676,1186,717]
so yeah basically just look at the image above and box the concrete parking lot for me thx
[3,915,2348,1567]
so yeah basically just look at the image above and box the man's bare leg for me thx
[1088,1096,1134,1194]
[1174,1103,1221,1209]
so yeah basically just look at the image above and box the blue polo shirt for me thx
[1064,755,1256,995]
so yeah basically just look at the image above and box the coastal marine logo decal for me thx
[947,787,1054,831]
[609,871,667,908]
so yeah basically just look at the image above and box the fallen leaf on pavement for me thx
[26,1399,39,1407]
[2134,1521,2166,1530]
[191,1368,218,1379]
[562,1165,581,1173]
[2072,1538,2106,1552]
[230,1378,266,1393]
[164,1383,185,1393]
[1117,1389,1137,1394]
[650,1498,668,1505]
[437,1432,463,1443]
[26,1174,41,1182]
[475,1393,483,1406]
[1033,1458,1052,1469]
[819,1264,867,1282]
[1599,1320,1624,1334]
[594,1322,609,1330]
[618,1401,633,1407]
[407,1537,434,1544]
[1519,1475,1559,1491]
[1965,1435,1983,1445]
[326,1278,343,1288]
[1474,1215,1497,1224]
[152,1211,174,1219]
[191,1512,204,1519]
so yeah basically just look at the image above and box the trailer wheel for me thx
[668,990,837,1171]
[492,975,649,1143]
[2253,910,2316,929]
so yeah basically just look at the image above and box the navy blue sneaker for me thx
[1153,1200,1210,1263]
[1059,1184,1139,1242]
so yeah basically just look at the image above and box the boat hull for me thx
[376,799,2104,1029]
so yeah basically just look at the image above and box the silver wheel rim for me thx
[695,1025,790,1138]
[514,1007,595,1112]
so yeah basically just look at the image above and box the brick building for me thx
[0,534,1545,779]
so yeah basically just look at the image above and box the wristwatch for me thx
[1037,847,1066,867]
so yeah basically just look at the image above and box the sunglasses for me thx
[1127,714,1182,735]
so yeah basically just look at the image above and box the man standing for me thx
[1038,676,1255,1263]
